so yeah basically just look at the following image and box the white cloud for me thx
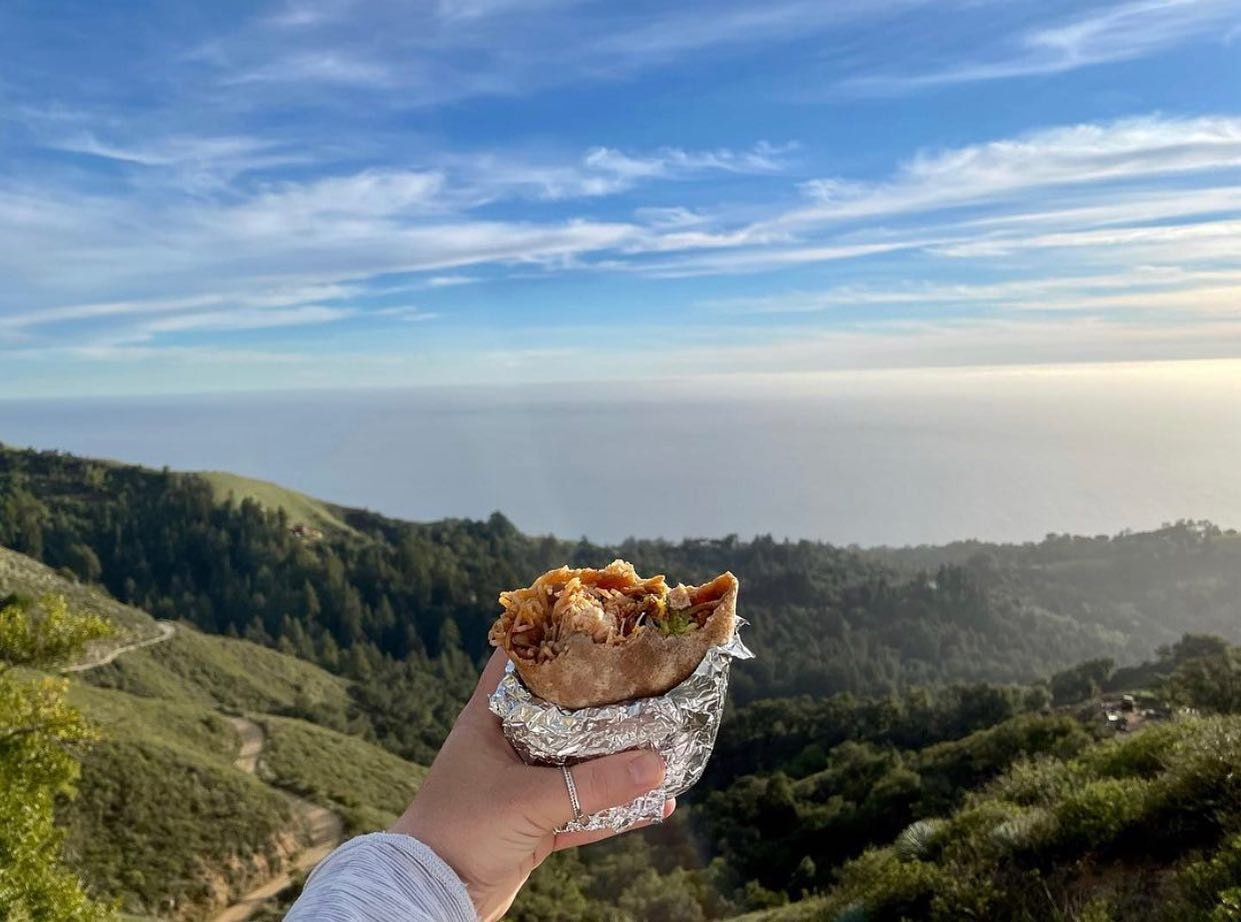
[775,115,1241,230]
[265,0,358,28]
[704,267,1241,316]
[227,52,394,87]
[48,134,279,168]
[585,142,792,178]
[931,217,1241,258]
[191,0,1240,111]
[426,275,477,287]
[373,305,438,321]
[434,0,582,22]
[2,284,360,331]
[199,1,937,108]
[4,108,1241,389]
[18,344,316,365]
[139,305,353,335]
[228,170,446,234]
[633,207,713,229]
[585,1,925,65]
[843,0,1241,93]
[447,142,792,203]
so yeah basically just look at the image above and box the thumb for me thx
[526,750,665,831]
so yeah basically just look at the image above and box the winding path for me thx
[60,615,344,919]
[62,621,176,673]
[212,717,345,922]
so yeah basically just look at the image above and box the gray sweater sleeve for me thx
[285,832,477,921]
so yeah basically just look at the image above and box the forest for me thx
[2,443,1241,919]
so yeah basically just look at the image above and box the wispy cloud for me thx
[781,115,1241,228]
[138,305,353,335]
[265,0,359,28]
[199,0,1241,109]
[842,0,1241,93]
[5,0,1240,395]
[197,1,939,107]
[4,94,1241,390]
[373,305,439,321]
[226,51,394,87]
[444,142,793,203]
[704,267,1241,316]
[1,285,361,331]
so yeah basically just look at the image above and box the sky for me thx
[1,0,1240,397]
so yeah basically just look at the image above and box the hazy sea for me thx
[3,361,1240,547]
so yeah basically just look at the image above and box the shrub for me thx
[831,849,945,920]
[1080,722,1181,780]
[1144,719,1241,850]
[1166,834,1241,918]
[989,808,1057,853]
[895,819,946,860]
[985,756,1085,808]
[1054,777,1150,850]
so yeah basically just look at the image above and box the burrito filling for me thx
[490,560,733,665]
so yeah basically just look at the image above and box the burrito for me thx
[488,559,739,709]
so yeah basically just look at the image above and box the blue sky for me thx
[1,0,1240,396]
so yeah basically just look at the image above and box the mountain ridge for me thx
[4,442,1241,919]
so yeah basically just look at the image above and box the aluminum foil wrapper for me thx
[489,621,753,834]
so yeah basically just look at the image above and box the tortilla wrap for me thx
[488,560,739,709]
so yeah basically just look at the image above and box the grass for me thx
[258,714,427,835]
[60,738,297,919]
[55,681,299,918]
[0,545,159,650]
[80,621,352,719]
[0,544,421,914]
[67,681,238,766]
[198,470,357,535]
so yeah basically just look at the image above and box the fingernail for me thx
[628,752,664,788]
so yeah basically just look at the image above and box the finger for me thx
[552,798,676,851]
[526,750,666,830]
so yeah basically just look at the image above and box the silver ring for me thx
[562,764,584,824]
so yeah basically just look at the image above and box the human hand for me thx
[390,650,674,921]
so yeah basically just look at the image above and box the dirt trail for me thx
[226,716,265,774]
[58,609,342,919]
[62,621,175,673]
[212,717,345,922]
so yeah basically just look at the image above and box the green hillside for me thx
[0,545,160,655]
[0,546,425,920]
[798,714,1241,920]
[63,640,424,919]
[198,470,357,536]
[257,715,426,835]
[3,444,1241,920]
[81,620,353,721]
[57,684,298,919]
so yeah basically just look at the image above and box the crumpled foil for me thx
[489,620,754,833]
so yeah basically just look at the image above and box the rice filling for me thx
[490,559,731,664]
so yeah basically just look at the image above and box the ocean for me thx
[2,360,1239,547]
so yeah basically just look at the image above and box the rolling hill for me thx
[10,441,1241,720]
[4,442,1241,920]
[197,471,357,537]
[0,548,426,920]
[0,545,163,656]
